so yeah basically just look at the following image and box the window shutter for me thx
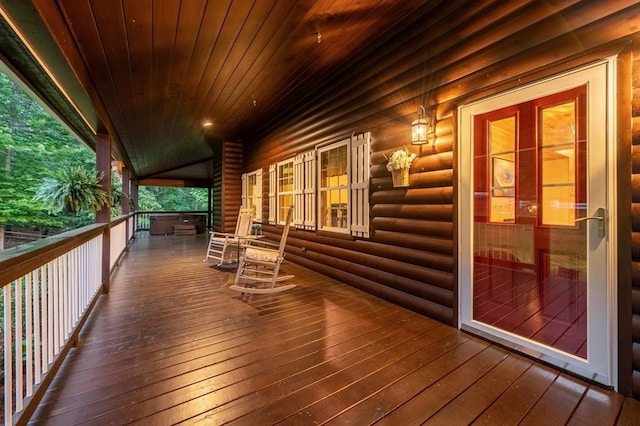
[293,154,305,228]
[268,164,276,224]
[303,150,316,230]
[350,132,370,238]
[241,173,248,209]
[255,168,263,222]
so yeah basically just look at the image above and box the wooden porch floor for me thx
[29,233,640,425]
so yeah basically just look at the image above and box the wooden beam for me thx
[96,133,111,294]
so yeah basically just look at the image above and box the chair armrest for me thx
[209,231,240,238]
[241,238,279,250]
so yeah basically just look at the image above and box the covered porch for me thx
[3,2,640,423]
[28,232,640,424]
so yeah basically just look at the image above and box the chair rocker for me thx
[230,206,295,294]
[204,208,253,267]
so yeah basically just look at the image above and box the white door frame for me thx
[457,59,618,388]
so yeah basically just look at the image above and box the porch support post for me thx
[96,133,111,294]
[131,180,139,211]
[121,166,130,215]
[208,186,213,230]
[130,179,139,235]
[121,166,131,246]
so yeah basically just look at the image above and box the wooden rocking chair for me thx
[204,208,254,267]
[230,206,295,294]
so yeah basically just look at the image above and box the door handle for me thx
[574,207,605,238]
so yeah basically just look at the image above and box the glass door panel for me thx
[489,116,516,223]
[472,87,587,358]
[540,101,578,226]
[460,61,613,386]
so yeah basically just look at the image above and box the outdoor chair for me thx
[204,208,253,267]
[230,206,295,294]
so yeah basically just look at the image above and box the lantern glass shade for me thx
[411,117,429,144]
[411,105,434,145]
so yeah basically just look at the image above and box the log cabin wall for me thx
[212,141,243,233]
[631,45,640,398]
[241,0,639,388]
[211,142,222,233]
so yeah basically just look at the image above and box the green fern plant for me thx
[33,166,109,214]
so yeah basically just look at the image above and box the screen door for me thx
[459,61,614,386]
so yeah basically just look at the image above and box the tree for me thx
[143,186,207,211]
[0,73,96,232]
[33,166,109,214]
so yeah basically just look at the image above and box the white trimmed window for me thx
[241,168,262,222]
[318,139,349,233]
[277,158,294,224]
[267,132,370,236]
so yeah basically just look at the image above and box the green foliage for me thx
[0,73,96,231]
[142,186,208,211]
[138,186,161,210]
[0,71,208,234]
[110,171,130,216]
[33,166,109,214]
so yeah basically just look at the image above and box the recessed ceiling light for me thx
[202,120,214,128]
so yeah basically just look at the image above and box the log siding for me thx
[630,45,640,397]
[241,0,640,393]
[213,141,243,233]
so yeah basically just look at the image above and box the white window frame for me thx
[317,138,351,234]
[276,158,295,225]
[242,168,262,222]
[267,132,370,236]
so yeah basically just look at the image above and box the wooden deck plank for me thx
[568,385,626,426]
[27,232,640,425]
[139,317,445,424]
[422,352,532,424]
[229,326,462,425]
[39,306,401,422]
[82,310,435,425]
[471,363,559,425]
[323,337,487,425]
[519,373,589,425]
[374,345,509,425]
[617,397,640,425]
[37,297,409,421]
[292,331,470,425]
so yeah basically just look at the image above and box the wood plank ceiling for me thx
[3,0,430,184]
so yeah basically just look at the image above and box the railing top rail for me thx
[111,213,134,226]
[0,223,107,287]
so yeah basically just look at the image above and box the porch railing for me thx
[110,215,128,270]
[0,214,134,425]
